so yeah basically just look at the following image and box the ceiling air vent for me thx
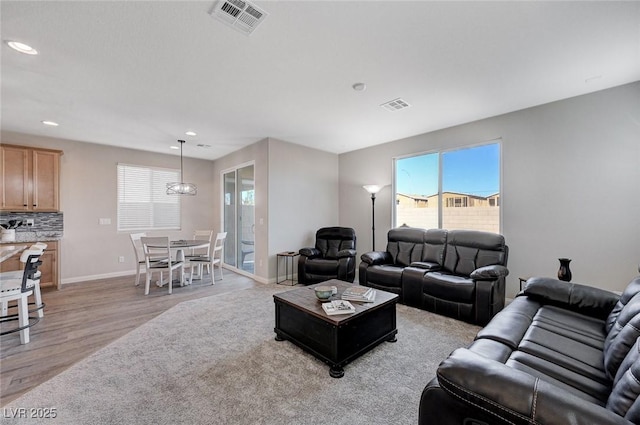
[209,0,268,35]
[380,98,411,112]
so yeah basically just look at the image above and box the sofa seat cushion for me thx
[518,326,609,387]
[533,305,608,347]
[364,265,404,289]
[475,298,613,404]
[422,272,475,303]
[506,353,610,405]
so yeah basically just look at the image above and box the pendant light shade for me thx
[166,140,197,195]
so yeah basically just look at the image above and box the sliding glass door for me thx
[223,163,255,274]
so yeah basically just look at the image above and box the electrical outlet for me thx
[118,256,125,263]
[26,218,35,226]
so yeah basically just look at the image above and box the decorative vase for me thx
[557,258,572,282]
[1,228,16,242]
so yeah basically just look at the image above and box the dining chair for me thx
[186,232,227,284]
[0,244,46,319]
[0,251,43,344]
[187,230,214,278]
[130,232,168,286]
[140,236,184,295]
[129,233,147,286]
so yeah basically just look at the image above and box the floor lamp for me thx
[363,185,382,251]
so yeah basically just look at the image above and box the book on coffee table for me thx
[342,286,376,303]
[322,300,356,316]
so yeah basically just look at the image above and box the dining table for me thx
[145,239,211,286]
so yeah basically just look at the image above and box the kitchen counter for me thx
[0,245,26,263]
[0,231,63,244]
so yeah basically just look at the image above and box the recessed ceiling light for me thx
[41,120,58,126]
[170,145,180,150]
[352,83,366,92]
[6,40,38,55]
[585,75,603,84]
[185,131,197,136]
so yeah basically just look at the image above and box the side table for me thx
[276,251,299,285]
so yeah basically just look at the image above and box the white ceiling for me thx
[1,1,639,160]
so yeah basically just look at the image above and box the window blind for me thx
[117,163,181,231]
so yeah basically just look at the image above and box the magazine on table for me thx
[341,286,376,303]
[322,300,356,315]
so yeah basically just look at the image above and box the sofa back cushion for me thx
[443,230,507,277]
[386,226,427,266]
[606,276,640,333]
[604,292,640,380]
[422,229,448,264]
[315,227,356,259]
[607,336,640,422]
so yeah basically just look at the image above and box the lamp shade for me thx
[362,185,383,194]
[166,182,197,195]
[166,139,197,195]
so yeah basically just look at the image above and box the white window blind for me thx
[117,163,181,231]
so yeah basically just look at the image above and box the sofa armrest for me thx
[360,251,392,265]
[437,348,631,425]
[337,249,356,259]
[409,261,441,271]
[470,265,509,281]
[523,277,619,320]
[299,247,321,258]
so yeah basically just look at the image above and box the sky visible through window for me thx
[396,143,500,197]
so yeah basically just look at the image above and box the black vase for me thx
[558,258,572,282]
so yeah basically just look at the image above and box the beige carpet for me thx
[3,284,479,425]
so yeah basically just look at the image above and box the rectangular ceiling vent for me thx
[381,98,411,112]
[209,0,268,35]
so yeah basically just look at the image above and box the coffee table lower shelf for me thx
[274,287,397,378]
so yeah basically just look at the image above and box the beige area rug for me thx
[3,284,479,425]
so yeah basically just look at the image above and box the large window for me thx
[394,142,500,233]
[117,163,181,231]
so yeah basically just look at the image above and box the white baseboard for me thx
[60,265,271,286]
[62,270,137,285]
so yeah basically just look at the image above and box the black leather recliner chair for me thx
[298,227,356,285]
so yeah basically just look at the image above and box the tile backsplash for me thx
[0,211,64,241]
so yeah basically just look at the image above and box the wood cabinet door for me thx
[38,248,57,288]
[1,145,29,210]
[32,149,60,211]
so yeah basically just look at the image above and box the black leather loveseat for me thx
[359,226,508,325]
[420,275,640,425]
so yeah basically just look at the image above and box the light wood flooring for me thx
[0,270,259,406]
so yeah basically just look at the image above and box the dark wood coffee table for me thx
[273,279,398,378]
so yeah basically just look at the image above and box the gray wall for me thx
[267,138,339,279]
[1,131,216,283]
[339,82,640,296]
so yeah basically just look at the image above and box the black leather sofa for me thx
[420,275,640,425]
[359,226,508,325]
[298,227,356,285]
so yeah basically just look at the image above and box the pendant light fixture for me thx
[166,140,197,195]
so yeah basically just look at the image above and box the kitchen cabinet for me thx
[0,240,60,289]
[0,144,62,211]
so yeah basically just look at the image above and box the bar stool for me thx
[0,251,43,344]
